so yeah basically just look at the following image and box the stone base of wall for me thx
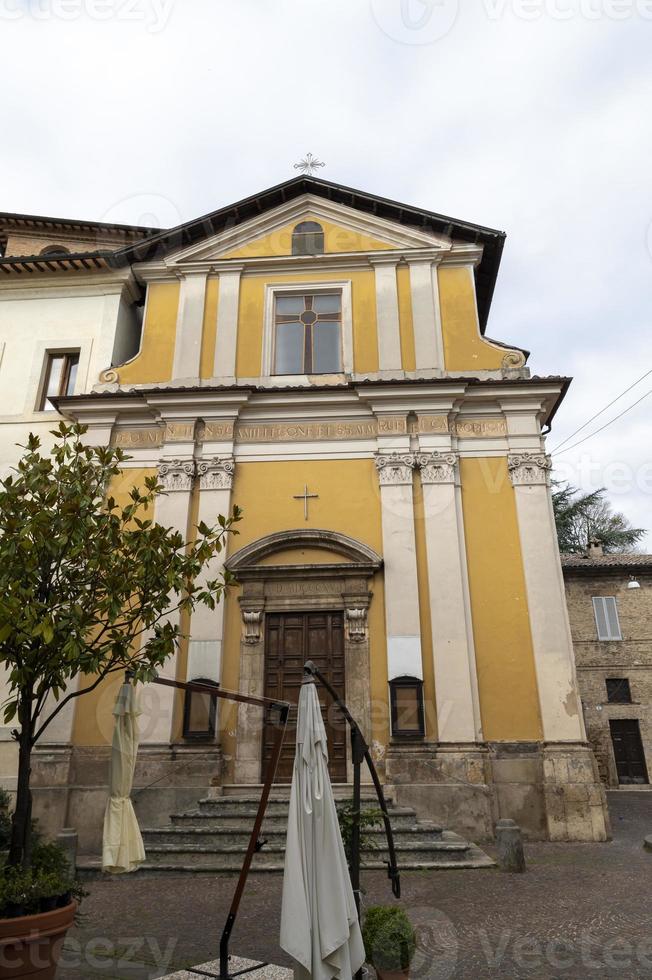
[27,739,610,852]
[542,742,612,841]
[30,743,223,855]
[385,740,611,842]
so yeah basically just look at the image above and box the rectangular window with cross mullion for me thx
[273,293,342,375]
[38,351,80,411]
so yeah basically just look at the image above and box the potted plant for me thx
[362,906,416,980]
[336,798,382,871]
[0,423,239,978]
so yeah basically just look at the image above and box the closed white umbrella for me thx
[280,679,365,980]
[102,681,146,874]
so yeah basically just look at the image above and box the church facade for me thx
[0,178,609,846]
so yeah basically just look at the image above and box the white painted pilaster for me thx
[408,258,444,371]
[370,257,402,371]
[187,457,235,686]
[213,266,243,379]
[375,453,423,682]
[508,452,586,742]
[172,273,208,381]
[139,457,195,745]
[417,452,480,742]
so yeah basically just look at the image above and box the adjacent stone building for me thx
[563,543,652,788]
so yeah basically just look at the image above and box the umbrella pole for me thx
[351,726,365,980]
[141,675,290,979]
[219,701,290,979]
[302,659,402,899]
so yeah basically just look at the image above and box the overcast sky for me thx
[2,0,650,545]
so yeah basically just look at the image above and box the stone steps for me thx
[79,789,495,876]
[171,807,421,832]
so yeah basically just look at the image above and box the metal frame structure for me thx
[143,675,290,979]
[136,664,400,979]
[302,660,401,910]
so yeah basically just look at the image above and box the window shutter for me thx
[604,597,622,640]
[592,596,621,640]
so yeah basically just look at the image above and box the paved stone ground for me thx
[60,792,652,979]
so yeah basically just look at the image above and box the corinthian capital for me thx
[508,452,552,487]
[416,452,458,485]
[158,458,195,492]
[374,452,416,487]
[197,456,235,491]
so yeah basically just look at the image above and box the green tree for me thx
[552,482,645,554]
[0,423,240,870]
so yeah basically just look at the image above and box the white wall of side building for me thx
[0,278,141,474]
[0,275,142,785]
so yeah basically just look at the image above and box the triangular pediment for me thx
[164,195,452,266]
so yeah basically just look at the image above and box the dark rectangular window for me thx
[606,678,632,704]
[389,676,425,739]
[38,351,80,411]
[182,678,219,740]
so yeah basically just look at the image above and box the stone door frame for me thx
[226,529,383,784]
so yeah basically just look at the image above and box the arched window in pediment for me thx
[40,245,71,256]
[292,221,324,256]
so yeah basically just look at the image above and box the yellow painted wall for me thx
[117,283,179,385]
[460,457,543,740]
[236,270,379,376]
[413,473,438,738]
[218,458,388,773]
[72,467,158,746]
[199,277,219,380]
[258,547,354,566]
[439,266,519,372]
[222,216,397,259]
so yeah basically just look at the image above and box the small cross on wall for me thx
[293,484,319,521]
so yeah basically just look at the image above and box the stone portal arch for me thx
[227,530,383,784]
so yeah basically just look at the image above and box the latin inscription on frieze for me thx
[454,419,507,438]
[377,416,408,435]
[266,580,341,596]
[165,422,196,443]
[201,421,235,441]
[412,415,449,434]
[236,420,377,443]
[113,428,163,449]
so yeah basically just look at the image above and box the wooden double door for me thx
[263,611,347,783]
[610,719,649,784]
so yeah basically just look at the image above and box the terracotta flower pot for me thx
[375,969,410,980]
[0,901,76,979]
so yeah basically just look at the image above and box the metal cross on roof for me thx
[294,153,326,177]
